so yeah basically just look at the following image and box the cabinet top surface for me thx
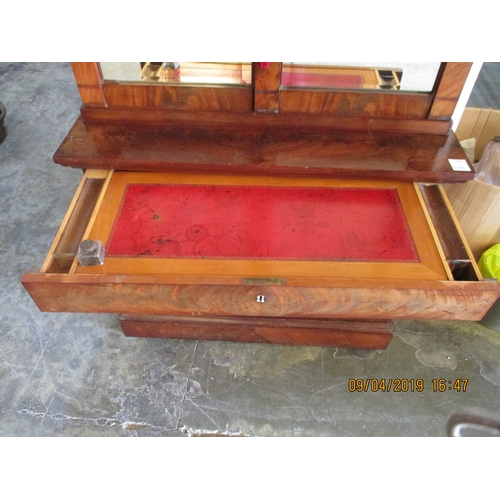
[54,116,474,183]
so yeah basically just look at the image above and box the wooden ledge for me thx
[53,116,474,183]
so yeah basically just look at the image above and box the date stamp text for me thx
[348,378,468,393]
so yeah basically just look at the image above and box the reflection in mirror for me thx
[282,63,441,92]
[101,62,252,86]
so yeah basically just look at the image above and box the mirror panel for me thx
[282,62,441,92]
[101,62,252,86]
[101,62,441,92]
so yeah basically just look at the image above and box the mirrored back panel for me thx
[101,62,252,86]
[281,62,441,92]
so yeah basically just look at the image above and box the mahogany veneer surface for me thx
[21,170,500,332]
[54,117,474,182]
[21,275,500,321]
[119,315,394,349]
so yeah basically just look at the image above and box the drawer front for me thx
[22,274,500,321]
[22,170,500,322]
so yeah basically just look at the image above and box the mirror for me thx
[282,62,441,92]
[101,62,441,92]
[101,62,252,86]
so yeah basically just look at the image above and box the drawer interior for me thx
[417,183,482,282]
[37,169,484,285]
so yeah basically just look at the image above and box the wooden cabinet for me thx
[22,62,500,349]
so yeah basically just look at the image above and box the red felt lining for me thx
[106,184,419,262]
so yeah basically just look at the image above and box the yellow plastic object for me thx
[478,244,500,280]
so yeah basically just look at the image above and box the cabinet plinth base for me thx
[119,315,394,349]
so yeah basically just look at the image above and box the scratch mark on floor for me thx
[176,341,199,430]
[180,425,246,437]
[185,397,220,429]
[5,408,166,433]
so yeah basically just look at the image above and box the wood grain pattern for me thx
[455,108,500,161]
[119,314,393,349]
[33,61,496,348]
[428,63,473,120]
[417,183,480,281]
[254,92,280,113]
[279,88,433,117]
[71,63,103,86]
[69,63,471,126]
[102,82,253,111]
[253,62,281,113]
[71,63,105,107]
[41,170,109,274]
[418,184,470,261]
[79,106,452,135]
[436,183,484,281]
[21,273,500,321]
[53,117,473,183]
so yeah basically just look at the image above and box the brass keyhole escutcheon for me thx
[256,295,265,303]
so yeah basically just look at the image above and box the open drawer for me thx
[22,169,500,348]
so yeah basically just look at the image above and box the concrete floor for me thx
[1,62,500,437]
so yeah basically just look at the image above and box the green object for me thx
[479,244,500,331]
[478,244,500,280]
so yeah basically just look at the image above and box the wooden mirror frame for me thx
[71,62,472,135]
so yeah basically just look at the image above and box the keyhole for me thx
[256,295,265,303]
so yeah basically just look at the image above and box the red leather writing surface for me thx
[107,184,418,262]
